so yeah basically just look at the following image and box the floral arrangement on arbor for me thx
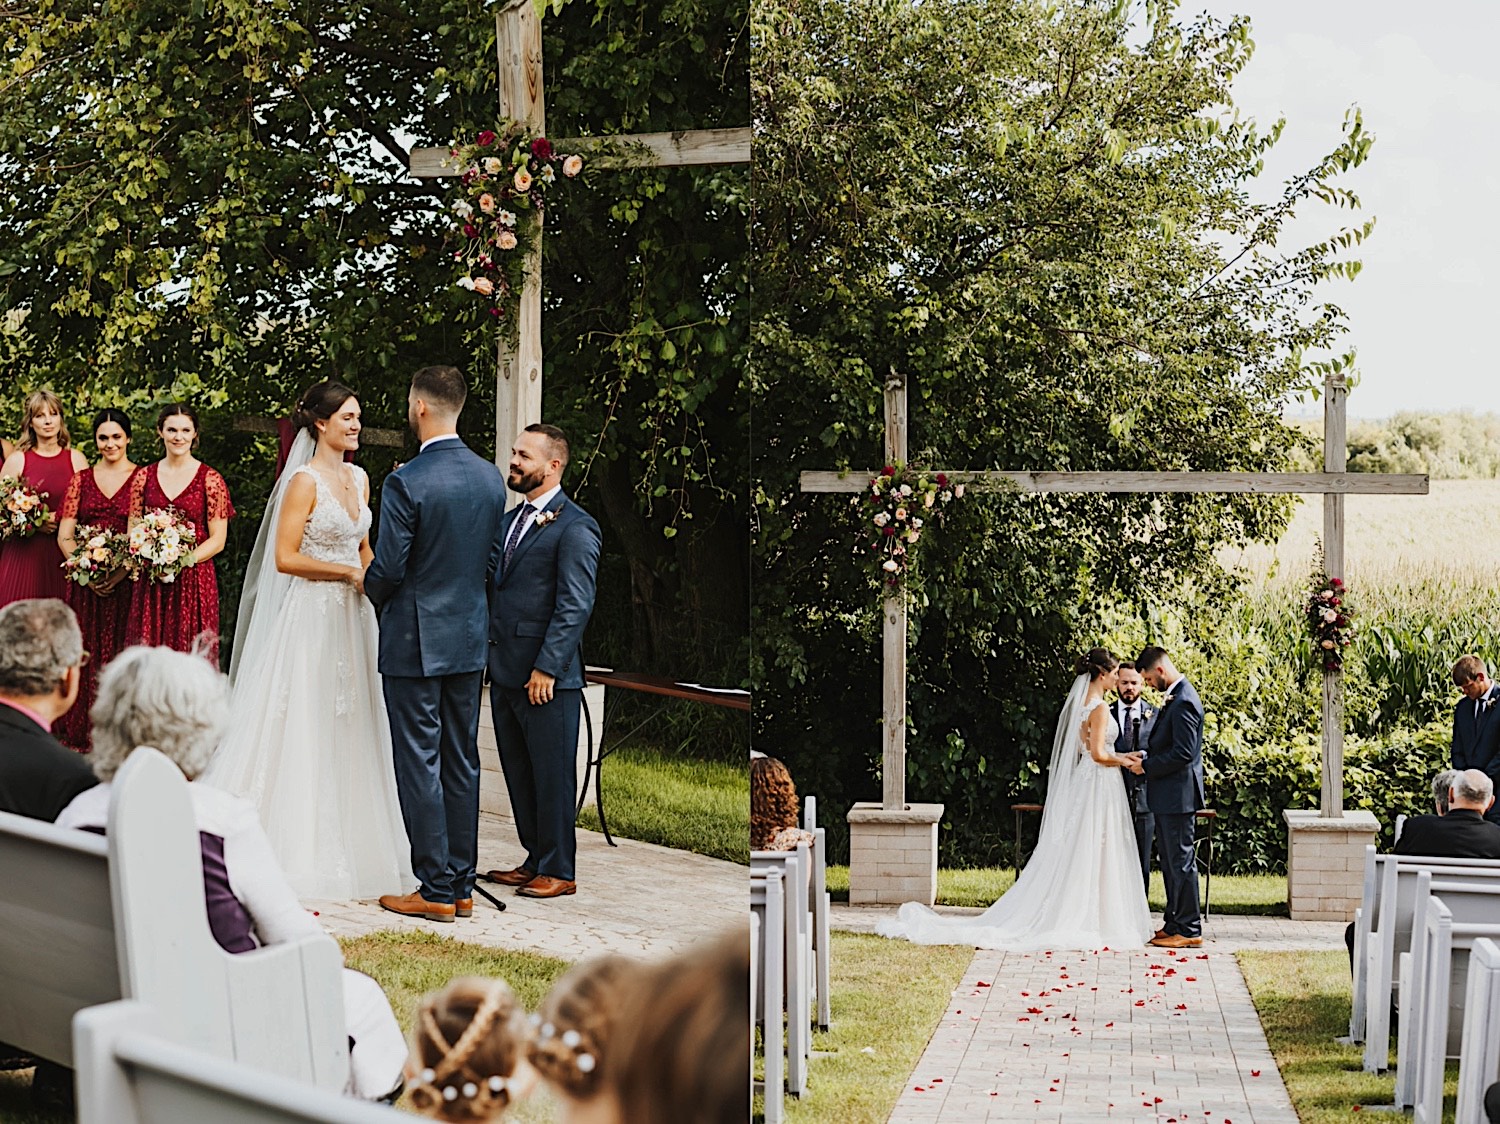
[857,464,963,590]
[1305,570,1354,672]
[128,508,197,584]
[62,526,129,587]
[447,126,584,332]
[0,477,50,539]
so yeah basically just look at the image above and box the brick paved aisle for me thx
[888,946,1299,1124]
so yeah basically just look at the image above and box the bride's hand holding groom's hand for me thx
[1122,752,1145,775]
[345,564,366,596]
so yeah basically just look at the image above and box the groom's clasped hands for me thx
[1121,751,1145,774]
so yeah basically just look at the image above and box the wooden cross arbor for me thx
[800,372,1428,820]
[409,0,750,501]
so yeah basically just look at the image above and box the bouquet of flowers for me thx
[858,464,963,589]
[62,525,130,587]
[446,125,584,329]
[0,476,52,540]
[127,507,198,584]
[1305,570,1354,672]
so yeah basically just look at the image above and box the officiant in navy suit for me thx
[482,423,601,900]
[1111,661,1157,890]
[366,366,507,923]
[1450,655,1500,825]
[1129,645,1206,949]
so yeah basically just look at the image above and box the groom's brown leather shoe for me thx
[455,898,473,918]
[378,892,455,923]
[1149,934,1203,949]
[1153,928,1169,941]
[516,875,576,899]
[483,866,536,887]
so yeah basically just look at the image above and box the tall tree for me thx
[752,0,1375,858]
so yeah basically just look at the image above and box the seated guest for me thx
[529,956,635,1122]
[55,645,406,1101]
[0,598,97,820]
[406,977,537,1120]
[750,752,812,852]
[1396,769,1500,858]
[1430,769,1461,816]
[600,928,749,1124]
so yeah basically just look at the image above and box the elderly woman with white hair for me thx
[55,645,407,1101]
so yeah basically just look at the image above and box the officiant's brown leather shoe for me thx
[455,898,473,918]
[1153,928,1169,941]
[1149,934,1203,949]
[517,875,576,899]
[483,866,536,887]
[379,892,455,923]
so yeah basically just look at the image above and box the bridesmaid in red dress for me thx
[55,409,139,751]
[0,389,89,607]
[127,403,234,663]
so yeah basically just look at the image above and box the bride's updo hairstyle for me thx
[1074,647,1119,680]
[292,380,358,442]
[408,977,532,1120]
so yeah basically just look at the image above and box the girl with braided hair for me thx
[407,977,537,1120]
[527,955,635,1119]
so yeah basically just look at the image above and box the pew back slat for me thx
[1456,937,1500,1124]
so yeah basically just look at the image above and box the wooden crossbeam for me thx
[408,127,752,178]
[232,416,405,448]
[799,470,1430,496]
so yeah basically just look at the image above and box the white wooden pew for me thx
[74,1001,396,1124]
[751,868,786,1124]
[803,796,832,1031]
[0,746,349,1093]
[1456,937,1500,1124]
[1362,855,1500,1073]
[751,841,812,1097]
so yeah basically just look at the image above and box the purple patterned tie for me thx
[503,503,536,571]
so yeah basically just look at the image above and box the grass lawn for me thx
[576,742,748,864]
[1240,948,1458,1122]
[756,932,972,1124]
[826,864,1288,914]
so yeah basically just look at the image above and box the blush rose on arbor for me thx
[1305,570,1354,672]
[447,125,584,334]
[855,464,963,591]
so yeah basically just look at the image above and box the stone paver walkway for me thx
[305,810,744,962]
[889,945,1299,1124]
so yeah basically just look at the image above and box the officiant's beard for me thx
[508,467,545,494]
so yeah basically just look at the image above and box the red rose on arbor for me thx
[476,130,497,146]
[882,465,895,476]
[936,473,948,487]
[463,223,478,239]
[530,137,554,161]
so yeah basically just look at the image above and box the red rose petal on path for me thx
[1062,1053,1069,1057]
[1155,1096,1164,1104]
[1250,1070,1261,1077]
[931,1078,943,1083]
[914,1086,924,1092]
[1175,1004,1188,1010]
[1021,991,1030,996]
[1105,1022,1114,1028]
[1027,1007,1043,1014]
[1186,977,1197,982]
[1135,1000,1146,1006]
[1018,1017,1030,1022]
[1197,954,1209,960]
[976,981,991,987]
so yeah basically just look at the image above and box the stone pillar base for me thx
[847,802,945,905]
[1283,808,1380,921]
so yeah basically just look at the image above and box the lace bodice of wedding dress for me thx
[293,465,371,567]
[878,690,1153,951]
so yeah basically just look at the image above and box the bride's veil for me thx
[1039,672,1092,824]
[228,428,315,684]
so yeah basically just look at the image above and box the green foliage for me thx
[753,0,1375,861]
[0,0,749,718]
[1291,412,1500,479]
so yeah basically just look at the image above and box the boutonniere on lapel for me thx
[1484,695,1497,714]
[532,509,560,530]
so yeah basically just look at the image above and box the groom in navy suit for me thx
[1129,645,1206,948]
[366,366,507,923]
[1450,655,1500,824]
[482,424,600,899]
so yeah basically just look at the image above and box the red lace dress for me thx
[55,467,139,751]
[127,462,235,664]
[0,448,74,607]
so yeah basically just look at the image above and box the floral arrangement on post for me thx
[447,125,584,334]
[856,464,963,590]
[1305,564,1354,672]
[0,476,51,539]
[127,508,198,584]
[62,526,129,587]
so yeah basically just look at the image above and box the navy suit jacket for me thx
[1142,677,1206,815]
[487,491,601,691]
[1452,684,1500,776]
[1111,700,1157,816]
[365,440,507,678]
[1395,809,1500,860]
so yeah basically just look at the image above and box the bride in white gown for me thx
[204,382,412,899]
[878,648,1154,950]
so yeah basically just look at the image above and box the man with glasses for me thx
[1451,655,1500,825]
[0,598,97,821]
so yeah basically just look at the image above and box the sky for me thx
[1182,0,1499,418]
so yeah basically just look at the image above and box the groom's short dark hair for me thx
[411,366,467,416]
[1136,646,1169,673]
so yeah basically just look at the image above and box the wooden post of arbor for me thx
[1322,372,1348,818]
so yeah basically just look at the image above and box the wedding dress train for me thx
[877,677,1153,950]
